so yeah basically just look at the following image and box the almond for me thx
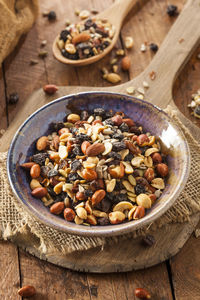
[72,32,91,44]
[20,162,36,169]
[18,285,36,297]
[82,169,97,181]
[50,202,65,215]
[43,84,58,95]
[111,115,123,126]
[81,141,91,154]
[36,136,48,151]
[91,189,106,205]
[121,56,131,71]
[64,208,76,221]
[31,187,47,198]
[30,164,40,178]
[86,143,105,156]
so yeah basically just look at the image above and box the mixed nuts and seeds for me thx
[21,107,169,226]
[188,89,200,119]
[57,18,115,60]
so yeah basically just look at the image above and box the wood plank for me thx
[0,66,7,130]
[19,249,91,300]
[170,223,200,299]
[0,241,20,300]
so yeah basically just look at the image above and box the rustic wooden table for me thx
[0,0,200,299]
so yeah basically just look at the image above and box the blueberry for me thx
[149,43,158,52]
[119,122,129,132]
[135,184,146,195]
[71,160,82,171]
[8,93,19,105]
[167,4,178,16]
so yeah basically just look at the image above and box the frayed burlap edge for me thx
[0,105,200,255]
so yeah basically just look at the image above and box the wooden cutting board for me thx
[0,0,200,272]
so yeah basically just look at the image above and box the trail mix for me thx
[57,18,115,60]
[21,108,169,226]
[188,89,200,119]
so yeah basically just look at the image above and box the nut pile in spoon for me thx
[57,18,115,60]
[21,108,169,226]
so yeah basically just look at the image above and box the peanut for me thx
[64,208,76,221]
[30,179,41,190]
[67,113,80,123]
[50,202,65,215]
[123,118,135,127]
[76,191,86,201]
[144,168,155,182]
[134,287,151,299]
[81,141,91,154]
[86,214,97,225]
[18,285,36,297]
[52,135,60,150]
[151,152,162,163]
[156,163,169,177]
[108,162,125,179]
[121,56,131,71]
[137,134,149,146]
[136,194,152,209]
[30,164,40,178]
[43,84,58,95]
[31,187,47,198]
[76,207,87,219]
[82,169,97,181]
[149,194,157,204]
[91,189,106,205]
[109,211,125,224]
[133,206,145,219]
[36,136,48,151]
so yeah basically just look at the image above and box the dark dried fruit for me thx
[71,160,82,171]
[149,43,158,52]
[124,153,134,161]
[94,107,105,116]
[114,193,128,203]
[84,189,94,197]
[194,105,200,116]
[47,10,56,21]
[32,153,49,165]
[98,217,110,226]
[75,133,91,143]
[107,151,121,160]
[101,198,111,212]
[72,146,82,156]
[119,122,129,132]
[47,169,58,177]
[129,126,141,135]
[68,172,80,181]
[84,18,94,29]
[105,110,114,118]
[104,119,114,126]
[81,110,89,120]
[40,166,50,177]
[60,30,70,42]
[142,234,156,247]
[8,93,19,104]
[50,122,65,131]
[112,133,124,140]
[112,142,126,152]
[135,184,146,195]
[167,4,178,16]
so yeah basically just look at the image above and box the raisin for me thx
[59,160,68,169]
[101,198,111,212]
[90,180,99,191]
[105,110,114,118]
[107,151,121,160]
[142,234,156,247]
[75,133,90,143]
[96,28,108,37]
[149,43,158,52]
[47,11,56,21]
[129,126,141,135]
[112,133,124,140]
[81,110,89,120]
[194,105,200,116]
[119,122,129,132]
[84,189,93,197]
[104,119,114,126]
[112,142,126,152]
[40,166,50,177]
[140,146,150,155]
[8,93,19,105]
[98,217,110,226]
[103,41,110,48]
[72,146,82,156]
[106,192,115,201]
[167,4,178,16]
[61,49,79,60]
[47,169,58,177]
[124,153,134,162]
[135,184,146,195]
[71,160,82,171]
[68,172,80,181]
[70,127,78,135]
[32,153,49,165]
[60,30,70,42]
[94,108,105,116]
[49,122,65,131]
[107,160,120,166]
[84,18,93,29]
[115,181,124,191]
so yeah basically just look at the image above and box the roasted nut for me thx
[137,134,149,146]
[145,147,159,156]
[123,118,135,127]
[76,207,87,219]
[87,214,97,225]
[128,206,137,220]
[76,191,86,201]
[82,169,97,181]
[85,200,92,214]
[91,189,106,205]
[125,36,134,49]
[136,194,152,208]
[144,168,155,182]
[125,140,140,155]
[58,145,68,159]
[111,114,123,125]
[43,84,58,95]
[122,180,135,192]
[50,202,65,215]
[104,73,121,84]
[133,206,145,219]
[86,143,105,156]
[151,152,162,163]
[131,156,144,168]
[20,162,36,169]
[121,56,131,71]
[30,164,41,178]
[83,161,96,169]
[134,287,151,299]
[58,127,70,136]
[113,201,134,212]
[109,211,126,224]
[105,179,116,192]
[31,187,47,198]
[67,113,80,123]
[108,162,125,179]
[119,149,129,160]
[102,141,112,155]
[92,210,107,218]
[97,178,105,189]
[52,135,60,150]
[156,163,169,177]
[149,193,157,204]
[81,141,91,154]
[75,215,84,224]
[122,161,133,174]
[151,178,165,189]
[64,197,70,207]
[144,156,153,168]
[64,208,76,221]
[148,135,156,146]
[30,179,41,190]
[18,285,36,297]
[53,182,64,194]
[65,43,76,54]
[72,32,91,44]
[87,156,99,164]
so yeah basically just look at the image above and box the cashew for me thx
[53,182,64,194]
[122,180,135,193]
[144,156,153,168]
[92,210,108,218]
[75,202,85,209]
[85,201,92,215]
[109,211,126,224]
[128,196,136,202]
[131,156,144,167]
[76,207,87,220]
[145,147,159,157]
[102,141,112,155]
[58,145,68,159]
[122,161,133,174]
[151,178,165,189]
[105,179,116,193]
[113,201,134,212]
[136,193,152,208]
[62,183,73,192]
[87,156,99,164]
[148,136,156,146]
[128,175,136,186]
[118,149,129,160]
[128,206,137,220]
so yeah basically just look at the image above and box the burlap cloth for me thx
[0,107,200,256]
[0,0,39,64]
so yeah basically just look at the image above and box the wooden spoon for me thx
[52,0,138,66]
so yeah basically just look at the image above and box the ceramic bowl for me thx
[7,92,190,237]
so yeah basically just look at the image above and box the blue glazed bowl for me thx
[7,92,190,237]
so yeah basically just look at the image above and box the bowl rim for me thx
[7,91,191,237]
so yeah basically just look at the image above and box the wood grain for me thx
[0,66,7,130]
